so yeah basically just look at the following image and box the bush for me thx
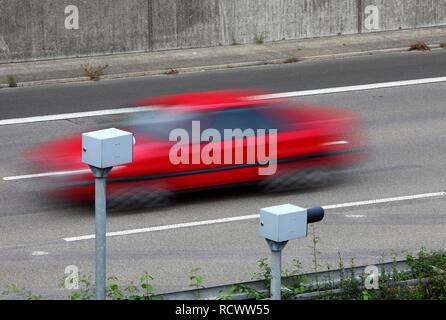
[3,249,446,300]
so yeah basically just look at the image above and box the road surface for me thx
[0,50,445,298]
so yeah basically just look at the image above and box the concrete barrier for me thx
[1,0,445,63]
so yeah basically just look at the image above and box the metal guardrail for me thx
[154,260,411,300]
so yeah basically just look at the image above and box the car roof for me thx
[134,90,287,112]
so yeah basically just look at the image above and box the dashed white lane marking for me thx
[3,169,90,181]
[63,191,446,242]
[2,76,446,126]
[31,251,49,256]
[64,215,260,242]
[345,215,366,218]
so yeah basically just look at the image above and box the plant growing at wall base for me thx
[252,258,272,289]
[254,35,265,44]
[58,273,95,300]
[218,284,267,300]
[284,57,299,64]
[408,41,431,51]
[2,284,41,300]
[3,249,446,300]
[6,75,18,87]
[189,268,205,290]
[82,63,109,81]
[164,68,179,75]
[282,259,306,298]
[58,271,157,300]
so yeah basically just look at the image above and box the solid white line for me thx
[3,169,90,181]
[322,192,446,210]
[63,191,446,242]
[254,76,446,100]
[2,76,446,126]
[0,106,151,126]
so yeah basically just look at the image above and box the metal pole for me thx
[95,175,107,300]
[90,166,111,300]
[266,240,288,301]
[270,249,282,300]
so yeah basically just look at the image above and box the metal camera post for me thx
[89,165,111,300]
[260,204,325,300]
[82,128,135,300]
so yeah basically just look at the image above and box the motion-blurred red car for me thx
[26,90,367,209]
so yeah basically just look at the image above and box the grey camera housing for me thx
[82,128,134,168]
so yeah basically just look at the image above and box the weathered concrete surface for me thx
[362,0,446,32]
[0,0,446,63]
[0,0,148,62]
[150,0,359,50]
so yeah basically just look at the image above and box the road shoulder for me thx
[0,27,445,87]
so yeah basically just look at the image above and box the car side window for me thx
[206,107,279,141]
[130,110,213,141]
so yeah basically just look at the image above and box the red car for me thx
[26,90,367,209]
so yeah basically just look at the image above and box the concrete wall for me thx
[1,0,446,63]
[0,0,148,62]
[150,0,359,50]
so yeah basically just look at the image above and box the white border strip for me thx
[2,76,446,126]
[253,76,446,100]
[63,191,446,242]
[322,192,446,210]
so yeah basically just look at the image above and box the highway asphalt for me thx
[1,49,446,119]
[0,50,446,299]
